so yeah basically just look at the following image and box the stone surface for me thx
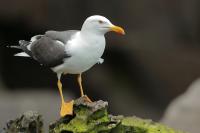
[2,111,43,133]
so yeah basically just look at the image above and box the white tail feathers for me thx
[14,52,30,57]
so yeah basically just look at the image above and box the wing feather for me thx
[45,30,78,43]
[16,30,78,67]
[30,36,70,67]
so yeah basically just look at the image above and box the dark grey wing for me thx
[30,36,70,67]
[45,30,78,44]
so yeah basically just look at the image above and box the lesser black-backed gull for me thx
[11,15,125,117]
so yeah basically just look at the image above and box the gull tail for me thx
[14,52,30,57]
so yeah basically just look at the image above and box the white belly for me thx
[61,54,99,74]
[52,32,106,74]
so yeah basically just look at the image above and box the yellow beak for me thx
[110,25,125,35]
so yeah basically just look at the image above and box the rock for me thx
[2,111,43,133]
[49,96,117,133]
[161,79,200,133]
[49,96,185,133]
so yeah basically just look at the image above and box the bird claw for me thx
[60,100,74,117]
[97,58,104,64]
[82,95,92,103]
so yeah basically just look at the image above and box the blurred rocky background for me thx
[161,78,200,133]
[0,0,200,132]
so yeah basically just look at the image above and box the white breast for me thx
[52,32,106,74]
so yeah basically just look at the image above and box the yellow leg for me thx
[57,80,74,117]
[77,74,84,97]
[77,73,92,102]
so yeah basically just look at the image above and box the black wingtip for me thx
[19,40,30,46]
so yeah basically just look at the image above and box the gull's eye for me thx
[98,20,103,24]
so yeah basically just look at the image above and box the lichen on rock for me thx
[2,111,43,133]
[49,96,185,133]
[49,96,119,133]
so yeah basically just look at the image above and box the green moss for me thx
[88,109,110,123]
[52,116,185,133]
[111,117,185,133]
[74,105,92,118]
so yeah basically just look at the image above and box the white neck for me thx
[80,29,105,42]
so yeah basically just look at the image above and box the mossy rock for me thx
[49,96,185,133]
[2,111,43,133]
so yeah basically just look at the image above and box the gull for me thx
[12,15,125,117]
